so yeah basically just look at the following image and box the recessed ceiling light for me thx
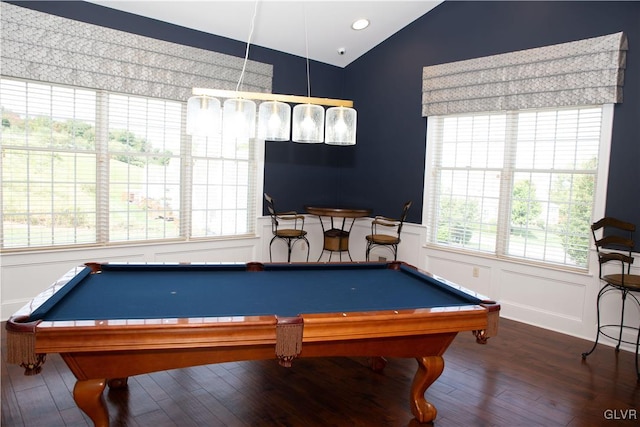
[351,18,370,31]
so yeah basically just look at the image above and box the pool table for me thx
[6,261,499,426]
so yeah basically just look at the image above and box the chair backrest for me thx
[591,217,635,278]
[264,193,279,229]
[396,201,412,237]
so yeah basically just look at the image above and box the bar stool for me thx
[582,217,640,381]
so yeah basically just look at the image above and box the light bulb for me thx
[223,98,256,141]
[333,117,348,138]
[301,114,316,137]
[268,113,282,134]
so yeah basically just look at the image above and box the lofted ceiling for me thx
[85,0,443,67]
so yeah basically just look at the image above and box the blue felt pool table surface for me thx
[29,262,485,322]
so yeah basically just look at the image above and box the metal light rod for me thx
[192,88,353,108]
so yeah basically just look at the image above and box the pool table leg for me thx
[107,377,129,388]
[368,356,388,372]
[74,378,109,427]
[410,355,444,424]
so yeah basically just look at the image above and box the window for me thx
[106,94,182,242]
[190,126,256,237]
[425,105,609,269]
[1,79,98,248]
[1,78,259,249]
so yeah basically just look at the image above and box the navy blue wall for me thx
[344,1,640,223]
[10,1,640,227]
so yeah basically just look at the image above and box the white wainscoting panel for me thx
[1,237,261,320]
[422,244,640,353]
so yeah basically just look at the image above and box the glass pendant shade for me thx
[258,101,291,141]
[292,103,324,143]
[325,106,357,145]
[223,98,256,141]
[186,95,221,137]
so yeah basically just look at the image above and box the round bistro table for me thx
[305,206,372,261]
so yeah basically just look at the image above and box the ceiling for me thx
[85,1,443,67]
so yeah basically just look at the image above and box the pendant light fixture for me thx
[292,7,324,144]
[292,103,324,143]
[223,98,256,142]
[325,106,357,145]
[187,1,357,145]
[186,95,221,137]
[258,100,291,141]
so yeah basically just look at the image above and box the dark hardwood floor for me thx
[2,318,639,426]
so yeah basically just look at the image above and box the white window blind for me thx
[1,79,98,248]
[1,77,259,249]
[190,129,257,238]
[426,105,604,268]
[106,94,183,242]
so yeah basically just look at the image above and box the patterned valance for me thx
[0,2,273,101]
[422,32,627,116]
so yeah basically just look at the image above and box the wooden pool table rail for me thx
[5,261,499,426]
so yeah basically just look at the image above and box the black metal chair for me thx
[582,217,640,380]
[264,193,309,263]
[365,201,412,261]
